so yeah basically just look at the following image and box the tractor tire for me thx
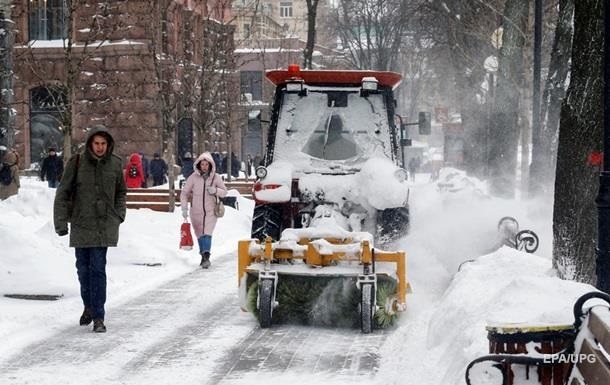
[376,206,410,245]
[360,283,374,334]
[259,279,274,328]
[251,204,282,241]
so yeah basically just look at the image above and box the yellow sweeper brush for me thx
[238,230,410,333]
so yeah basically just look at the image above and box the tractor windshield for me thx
[273,87,394,174]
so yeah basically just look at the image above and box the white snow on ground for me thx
[0,172,597,384]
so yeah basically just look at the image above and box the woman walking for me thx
[180,152,227,268]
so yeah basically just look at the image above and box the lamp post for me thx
[529,0,543,195]
[596,0,610,292]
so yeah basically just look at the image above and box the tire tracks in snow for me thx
[211,319,389,383]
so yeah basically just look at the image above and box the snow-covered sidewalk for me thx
[0,174,598,385]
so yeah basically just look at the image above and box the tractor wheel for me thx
[251,204,282,241]
[360,283,374,334]
[259,279,274,328]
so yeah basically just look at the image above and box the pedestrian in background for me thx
[53,126,127,333]
[180,152,227,269]
[139,152,149,188]
[221,152,228,174]
[231,152,240,178]
[212,152,222,172]
[253,154,262,169]
[40,148,63,188]
[245,154,253,178]
[124,152,145,188]
[181,152,194,179]
[179,152,194,189]
[150,152,167,187]
[0,148,20,200]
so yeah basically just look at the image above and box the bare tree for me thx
[333,0,416,71]
[529,0,574,196]
[488,0,528,198]
[0,5,14,150]
[14,0,124,163]
[552,0,603,284]
[303,0,320,69]
[419,0,503,178]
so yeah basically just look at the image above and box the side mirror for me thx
[419,112,431,135]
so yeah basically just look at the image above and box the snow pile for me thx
[436,167,489,199]
[298,157,409,210]
[0,177,253,357]
[425,248,595,384]
[378,247,596,385]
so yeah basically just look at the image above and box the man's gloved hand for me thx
[57,229,68,236]
[182,208,188,219]
[206,186,216,195]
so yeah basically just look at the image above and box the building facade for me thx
[11,0,235,168]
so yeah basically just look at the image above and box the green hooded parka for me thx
[53,127,127,247]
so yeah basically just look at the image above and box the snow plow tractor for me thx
[238,65,414,333]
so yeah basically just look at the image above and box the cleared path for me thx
[0,253,389,385]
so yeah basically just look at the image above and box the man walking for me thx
[53,126,127,333]
[40,147,63,188]
[150,152,167,186]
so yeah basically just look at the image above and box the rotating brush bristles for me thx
[374,279,399,328]
[246,274,400,330]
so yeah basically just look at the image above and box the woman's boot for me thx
[200,251,211,269]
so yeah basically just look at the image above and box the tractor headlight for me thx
[394,168,408,182]
[362,77,379,91]
[255,166,268,179]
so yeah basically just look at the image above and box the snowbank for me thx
[0,177,253,358]
[427,247,594,384]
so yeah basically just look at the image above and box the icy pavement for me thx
[0,252,388,385]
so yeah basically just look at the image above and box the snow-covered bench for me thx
[465,291,610,385]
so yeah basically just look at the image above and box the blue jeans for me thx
[75,247,107,320]
[197,235,212,254]
[47,179,59,188]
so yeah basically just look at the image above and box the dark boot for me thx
[93,318,106,333]
[201,251,211,269]
[79,307,92,326]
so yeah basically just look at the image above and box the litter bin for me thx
[486,324,575,385]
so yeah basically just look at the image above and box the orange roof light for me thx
[266,68,402,89]
[287,64,301,78]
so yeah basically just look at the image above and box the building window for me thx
[243,23,250,38]
[240,71,263,101]
[280,2,293,18]
[28,0,68,40]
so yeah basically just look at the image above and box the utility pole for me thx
[596,0,610,292]
[529,0,543,195]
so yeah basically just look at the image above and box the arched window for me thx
[30,86,66,164]
[28,0,67,40]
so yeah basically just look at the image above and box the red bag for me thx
[179,221,194,250]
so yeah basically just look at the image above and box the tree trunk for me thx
[530,0,574,196]
[488,0,528,198]
[552,0,603,284]
[303,0,318,70]
[0,14,14,150]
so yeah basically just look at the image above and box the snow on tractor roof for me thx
[266,68,402,89]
